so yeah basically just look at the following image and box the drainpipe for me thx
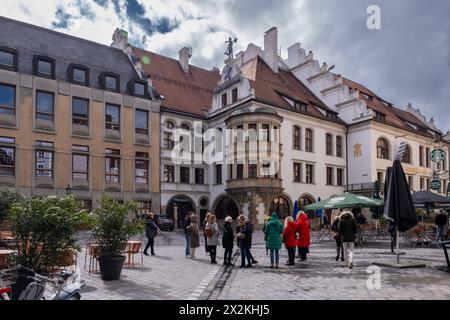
[345,126,349,190]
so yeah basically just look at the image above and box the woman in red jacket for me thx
[296,211,311,261]
[283,216,297,266]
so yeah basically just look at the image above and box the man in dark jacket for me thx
[222,216,235,266]
[338,211,358,269]
[435,210,448,241]
[237,215,252,268]
[144,213,158,256]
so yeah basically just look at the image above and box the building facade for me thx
[0,17,161,213]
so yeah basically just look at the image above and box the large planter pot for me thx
[98,256,126,281]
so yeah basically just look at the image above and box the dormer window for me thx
[326,112,337,120]
[68,64,89,86]
[232,88,238,103]
[0,47,18,71]
[99,72,120,92]
[128,79,147,97]
[374,111,386,122]
[294,102,307,112]
[33,56,55,79]
[221,93,227,107]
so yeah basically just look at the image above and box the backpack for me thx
[204,226,213,238]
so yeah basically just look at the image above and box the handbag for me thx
[333,233,341,241]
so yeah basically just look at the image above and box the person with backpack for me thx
[143,212,159,256]
[283,216,296,266]
[222,216,235,266]
[264,212,284,269]
[205,214,220,264]
[187,215,200,259]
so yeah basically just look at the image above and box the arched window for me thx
[181,123,190,131]
[269,196,291,219]
[214,196,239,219]
[377,138,389,159]
[165,120,175,130]
[325,133,333,156]
[402,145,412,164]
[293,126,301,150]
[163,120,175,149]
[305,129,313,152]
[336,136,343,157]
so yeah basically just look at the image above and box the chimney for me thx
[263,27,278,73]
[179,47,192,73]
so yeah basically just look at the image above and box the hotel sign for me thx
[403,166,431,176]
[431,149,446,163]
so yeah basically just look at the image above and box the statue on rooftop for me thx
[224,37,238,59]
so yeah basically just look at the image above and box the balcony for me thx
[227,178,282,190]
[345,182,384,193]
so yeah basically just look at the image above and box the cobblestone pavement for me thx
[76,231,450,300]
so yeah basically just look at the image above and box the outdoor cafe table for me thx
[431,240,450,272]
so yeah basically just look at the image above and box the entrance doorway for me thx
[214,196,239,220]
[269,195,291,219]
[166,196,195,229]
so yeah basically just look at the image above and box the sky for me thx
[1,0,449,130]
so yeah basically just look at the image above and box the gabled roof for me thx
[342,77,436,139]
[241,56,346,125]
[132,47,220,117]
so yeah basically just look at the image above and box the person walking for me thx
[331,213,344,261]
[338,211,358,269]
[246,216,258,265]
[265,212,284,268]
[143,212,158,256]
[205,214,220,264]
[183,212,193,258]
[222,216,235,266]
[283,216,296,266]
[203,212,212,255]
[296,211,311,261]
[187,215,200,259]
[263,214,271,255]
[236,215,252,268]
[435,210,449,241]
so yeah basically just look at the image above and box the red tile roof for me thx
[133,47,220,117]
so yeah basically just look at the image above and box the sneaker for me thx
[143,252,149,256]
[335,256,339,261]
[349,262,354,269]
[252,260,258,264]
[275,264,279,269]
[223,262,229,266]
[229,263,235,267]
[270,264,274,269]
[341,257,345,262]
[245,264,252,268]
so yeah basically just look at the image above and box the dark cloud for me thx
[52,5,73,29]
[92,0,109,7]
[76,0,96,20]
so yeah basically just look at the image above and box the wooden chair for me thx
[124,241,143,268]
[84,243,100,274]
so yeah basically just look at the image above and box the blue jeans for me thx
[185,233,190,256]
[437,226,446,241]
[270,249,279,264]
[240,245,251,266]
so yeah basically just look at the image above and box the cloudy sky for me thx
[1,0,449,129]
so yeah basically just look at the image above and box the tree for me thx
[0,189,23,223]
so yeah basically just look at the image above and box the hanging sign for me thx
[431,149,446,163]
[430,179,442,191]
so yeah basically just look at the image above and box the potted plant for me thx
[91,195,144,281]
[9,195,89,299]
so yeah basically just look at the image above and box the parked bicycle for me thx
[0,265,85,300]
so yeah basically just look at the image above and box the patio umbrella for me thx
[412,190,450,225]
[383,160,417,262]
[292,200,299,221]
[371,180,384,219]
[304,193,384,211]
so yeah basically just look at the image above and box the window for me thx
[294,102,307,112]
[237,163,243,179]
[35,142,54,178]
[305,164,314,184]
[375,111,386,122]
[166,121,175,130]
[195,168,205,184]
[248,163,257,178]
[293,126,301,150]
[336,136,343,157]
[293,162,301,182]
[72,97,89,126]
[135,109,148,135]
[0,140,15,176]
[248,123,257,141]
[377,172,384,183]
[326,134,333,156]
[425,148,430,168]
[402,145,412,164]
[327,112,337,120]
[262,124,270,142]
[408,176,413,191]
[180,167,190,184]
[33,56,55,78]
[105,149,120,182]
[420,177,425,190]
[100,72,120,92]
[377,138,389,159]
[231,88,238,103]
[215,164,222,184]
[68,64,89,86]
[164,165,174,182]
[135,152,149,184]
[236,124,244,142]
[0,83,15,115]
[261,162,271,178]
[326,167,333,185]
[337,168,344,186]
[72,146,89,181]
[419,146,424,167]
[221,93,227,107]
[163,132,174,149]
[36,91,54,121]
[134,82,146,96]
[136,201,151,216]
[105,104,120,131]
[0,47,17,71]
[305,129,313,152]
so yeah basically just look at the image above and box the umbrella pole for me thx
[396,227,400,264]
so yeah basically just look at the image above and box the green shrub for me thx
[0,189,24,223]
[9,195,90,274]
[91,195,144,257]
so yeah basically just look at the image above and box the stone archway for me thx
[299,194,316,219]
[166,195,195,229]
[212,195,240,220]
[269,195,292,219]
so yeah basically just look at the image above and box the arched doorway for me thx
[299,194,316,219]
[269,195,291,219]
[214,196,239,220]
[166,195,195,229]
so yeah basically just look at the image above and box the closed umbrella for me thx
[304,193,384,210]
[292,200,299,221]
[384,160,417,262]
[371,180,384,219]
